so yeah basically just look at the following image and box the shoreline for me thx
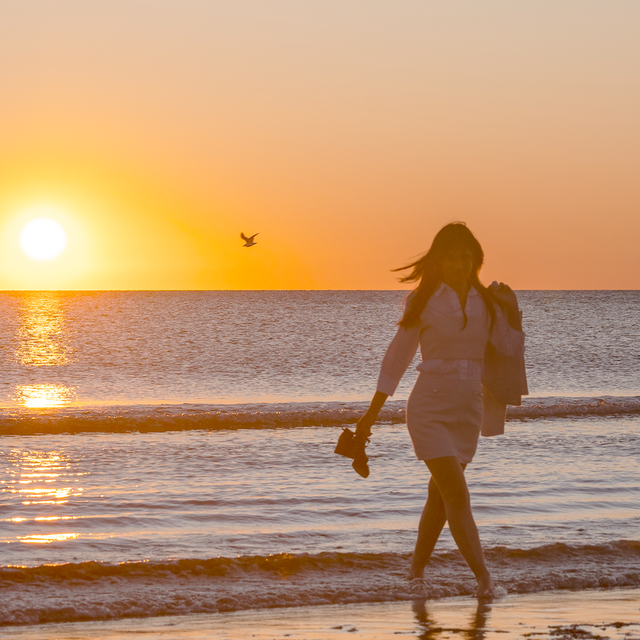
[2,588,639,639]
[2,542,639,627]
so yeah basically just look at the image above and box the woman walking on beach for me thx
[355,222,524,599]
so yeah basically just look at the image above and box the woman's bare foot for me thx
[407,563,425,581]
[476,574,494,600]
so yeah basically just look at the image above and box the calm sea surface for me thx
[0,290,638,406]
[0,291,638,624]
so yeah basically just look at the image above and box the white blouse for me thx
[376,283,525,396]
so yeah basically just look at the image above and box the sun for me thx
[19,218,68,261]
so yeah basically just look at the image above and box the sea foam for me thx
[1,540,639,626]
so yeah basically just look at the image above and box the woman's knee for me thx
[441,485,470,512]
[426,457,471,511]
[427,476,445,509]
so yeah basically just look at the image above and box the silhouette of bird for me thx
[240,232,259,247]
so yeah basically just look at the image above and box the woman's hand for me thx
[355,413,375,440]
[490,281,522,330]
[490,282,519,310]
[355,391,388,440]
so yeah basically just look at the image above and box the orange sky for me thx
[1,1,639,290]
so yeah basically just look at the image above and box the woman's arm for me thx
[355,391,389,439]
[491,282,522,330]
[376,322,421,395]
[489,283,525,354]
[356,319,420,440]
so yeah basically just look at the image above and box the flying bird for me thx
[241,232,259,247]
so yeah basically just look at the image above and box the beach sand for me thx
[2,588,638,640]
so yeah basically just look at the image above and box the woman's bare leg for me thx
[408,474,447,579]
[424,456,493,598]
[408,462,469,579]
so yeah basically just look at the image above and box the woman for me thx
[355,222,524,599]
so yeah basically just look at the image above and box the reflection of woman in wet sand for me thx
[412,597,490,640]
[356,223,524,599]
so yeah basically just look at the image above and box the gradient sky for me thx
[1,1,639,290]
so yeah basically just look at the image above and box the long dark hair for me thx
[394,222,497,329]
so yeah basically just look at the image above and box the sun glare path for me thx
[3,449,84,507]
[19,533,79,544]
[1,449,88,547]
[19,217,67,261]
[13,384,76,409]
[17,294,72,367]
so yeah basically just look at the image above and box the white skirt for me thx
[406,374,483,464]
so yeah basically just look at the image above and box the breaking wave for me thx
[1,540,639,626]
[1,396,639,435]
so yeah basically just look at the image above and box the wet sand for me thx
[2,588,639,640]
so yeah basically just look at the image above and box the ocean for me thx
[0,290,639,628]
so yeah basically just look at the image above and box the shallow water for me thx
[2,416,638,567]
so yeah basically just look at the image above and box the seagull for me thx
[240,232,259,247]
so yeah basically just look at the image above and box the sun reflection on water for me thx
[9,293,78,408]
[16,293,72,367]
[19,533,79,544]
[13,383,76,408]
[3,450,84,507]
[2,449,86,547]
